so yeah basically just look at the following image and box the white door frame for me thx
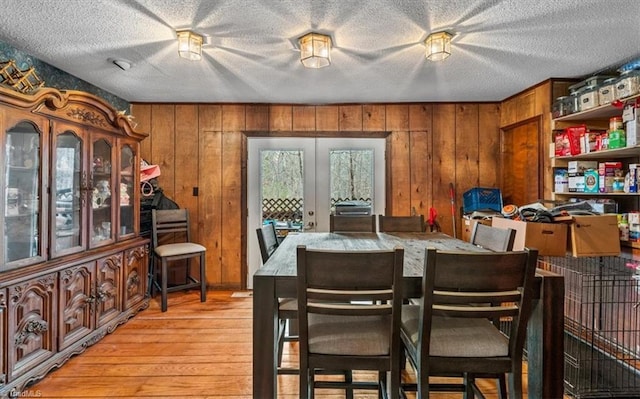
[246,137,386,288]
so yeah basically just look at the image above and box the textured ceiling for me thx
[0,0,638,104]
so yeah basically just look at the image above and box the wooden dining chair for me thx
[255,223,298,374]
[378,215,425,232]
[400,247,538,399]
[151,209,206,312]
[297,245,405,398]
[471,222,516,252]
[329,214,377,232]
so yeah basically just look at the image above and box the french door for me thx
[247,137,385,287]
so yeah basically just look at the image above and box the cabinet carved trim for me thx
[14,319,48,347]
[66,106,109,128]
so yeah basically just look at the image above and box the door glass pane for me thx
[53,131,82,254]
[329,149,374,212]
[119,145,134,236]
[92,139,113,244]
[260,150,304,239]
[4,122,41,263]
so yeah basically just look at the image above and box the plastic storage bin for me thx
[462,187,503,213]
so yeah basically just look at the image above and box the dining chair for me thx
[468,220,518,395]
[471,222,517,252]
[255,223,298,374]
[400,247,538,399]
[329,214,377,232]
[378,215,425,232]
[297,245,405,398]
[151,209,206,312]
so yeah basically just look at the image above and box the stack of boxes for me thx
[567,161,598,193]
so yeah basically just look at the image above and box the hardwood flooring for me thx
[27,290,538,398]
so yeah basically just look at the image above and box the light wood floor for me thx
[27,290,537,398]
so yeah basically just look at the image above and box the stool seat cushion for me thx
[155,242,206,257]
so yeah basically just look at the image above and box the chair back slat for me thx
[152,209,191,247]
[256,223,279,263]
[298,245,404,318]
[470,223,516,252]
[420,247,538,358]
[378,215,425,232]
[329,214,377,232]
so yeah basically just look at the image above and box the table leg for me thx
[253,276,279,398]
[527,273,565,399]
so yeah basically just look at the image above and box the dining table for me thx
[252,232,565,399]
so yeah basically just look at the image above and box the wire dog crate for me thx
[539,255,640,398]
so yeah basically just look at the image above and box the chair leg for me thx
[497,375,508,399]
[199,252,207,303]
[509,365,524,399]
[161,259,168,312]
[277,319,286,367]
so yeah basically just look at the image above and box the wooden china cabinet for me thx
[0,85,148,396]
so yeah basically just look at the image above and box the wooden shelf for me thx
[553,146,640,160]
[554,192,640,196]
[553,93,640,122]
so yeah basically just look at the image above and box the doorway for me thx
[247,137,386,286]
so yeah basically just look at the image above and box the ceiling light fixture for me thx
[425,31,452,61]
[298,32,332,69]
[177,30,203,61]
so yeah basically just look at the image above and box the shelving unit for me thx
[551,93,640,251]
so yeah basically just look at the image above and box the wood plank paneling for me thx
[131,104,152,160]
[432,104,456,237]
[478,103,501,188]
[409,104,431,131]
[388,131,411,215]
[221,131,242,286]
[222,105,246,131]
[245,104,269,131]
[455,104,480,188]
[315,105,339,131]
[199,105,223,286]
[150,104,176,197]
[339,105,363,131]
[292,106,316,131]
[269,105,292,131]
[174,104,199,240]
[385,104,409,131]
[410,130,432,218]
[363,104,385,131]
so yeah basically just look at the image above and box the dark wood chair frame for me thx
[378,215,425,232]
[256,223,298,374]
[151,209,206,312]
[400,248,538,399]
[329,214,377,232]
[470,222,517,252]
[297,245,404,398]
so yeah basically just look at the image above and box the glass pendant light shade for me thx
[425,31,452,61]
[299,33,332,69]
[177,30,203,61]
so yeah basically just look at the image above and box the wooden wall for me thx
[131,103,501,289]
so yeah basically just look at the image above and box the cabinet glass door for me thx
[119,144,135,238]
[90,137,115,246]
[52,130,84,257]
[4,121,43,267]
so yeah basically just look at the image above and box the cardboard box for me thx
[461,218,491,243]
[568,160,598,174]
[568,215,621,257]
[491,217,568,256]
